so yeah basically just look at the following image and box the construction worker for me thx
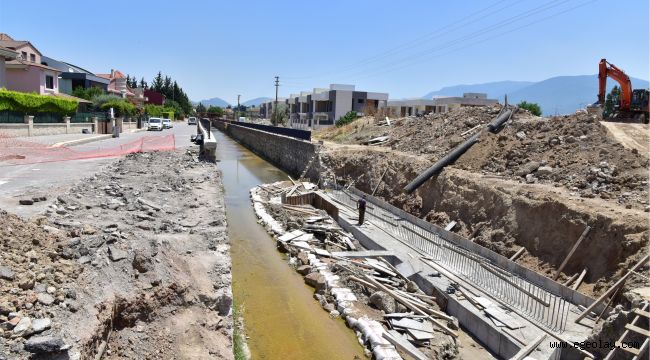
[357,195,367,225]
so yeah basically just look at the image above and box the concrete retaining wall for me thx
[217,122,319,179]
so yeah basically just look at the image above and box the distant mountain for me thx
[423,81,534,100]
[193,97,230,107]
[508,75,649,115]
[423,76,649,116]
[242,97,271,107]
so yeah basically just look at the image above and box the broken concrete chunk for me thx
[108,246,128,261]
[304,272,326,291]
[515,161,541,177]
[0,266,15,281]
[31,318,51,334]
[537,166,554,176]
[369,291,396,313]
[12,316,32,336]
[24,335,67,353]
[37,293,55,306]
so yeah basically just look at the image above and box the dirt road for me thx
[600,121,650,157]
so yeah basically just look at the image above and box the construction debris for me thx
[250,180,460,359]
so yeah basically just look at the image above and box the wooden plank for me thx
[484,307,525,330]
[572,268,588,290]
[563,273,579,287]
[634,308,650,319]
[382,330,428,360]
[371,167,389,196]
[509,247,526,261]
[445,221,457,231]
[625,323,650,337]
[576,255,649,322]
[508,334,546,360]
[331,250,395,258]
[554,225,591,280]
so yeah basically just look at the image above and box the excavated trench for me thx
[320,146,649,298]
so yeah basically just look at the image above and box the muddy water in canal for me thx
[214,130,364,359]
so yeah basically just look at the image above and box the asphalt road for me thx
[0,121,202,217]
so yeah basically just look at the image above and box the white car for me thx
[162,118,173,129]
[188,117,197,125]
[148,117,163,131]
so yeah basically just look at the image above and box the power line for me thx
[348,0,599,82]
[339,0,572,80]
[282,0,516,80]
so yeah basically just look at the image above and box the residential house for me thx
[386,93,499,118]
[41,56,109,95]
[0,33,61,95]
[96,69,146,109]
[96,69,135,98]
[0,45,18,88]
[386,99,447,117]
[289,84,389,129]
[144,89,166,105]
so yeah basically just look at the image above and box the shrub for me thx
[207,105,224,117]
[100,99,136,117]
[335,111,358,127]
[0,89,78,115]
[517,101,542,116]
[72,86,104,101]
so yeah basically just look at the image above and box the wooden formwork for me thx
[283,191,339,221]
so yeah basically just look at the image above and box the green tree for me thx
[151,72,164,92]
[196,102,206,113]
[603,86,620,118]
[139,77,148,89]
[72,86,104,101]
[207,105,224,117]
[517,101,542,116]
[271,103,289,126]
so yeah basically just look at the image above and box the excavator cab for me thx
[630,89,649,123]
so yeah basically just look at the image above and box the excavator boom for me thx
[598,58,633,110]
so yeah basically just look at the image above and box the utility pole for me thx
[236,94,241,121]
[274,76,279,123]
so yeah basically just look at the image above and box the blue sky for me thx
[0,0,648,103]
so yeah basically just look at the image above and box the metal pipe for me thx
[403,132,480,193]
[487,108,513,133]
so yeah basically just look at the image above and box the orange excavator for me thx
[594,58,649,123]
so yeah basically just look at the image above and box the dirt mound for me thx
[457,112,649,210]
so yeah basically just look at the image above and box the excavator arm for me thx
[598,58,633,111]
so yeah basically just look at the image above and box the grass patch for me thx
[233,300,249,360]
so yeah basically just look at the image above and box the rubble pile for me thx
[458,112,649,209]
[252,181,459,360]
[1,149,233,359]
[0,211,79,356]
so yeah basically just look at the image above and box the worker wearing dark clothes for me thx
[357,195,367,225]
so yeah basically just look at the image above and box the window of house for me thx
[45,75,54,89]
[357,99,364,104]
[21,51,27,59]
[30,53,35,62]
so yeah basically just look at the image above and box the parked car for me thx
[148,117,163,131]
[162,118,173,129]
[188,117,197,125]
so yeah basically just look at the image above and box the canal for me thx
[214,129,364,359]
